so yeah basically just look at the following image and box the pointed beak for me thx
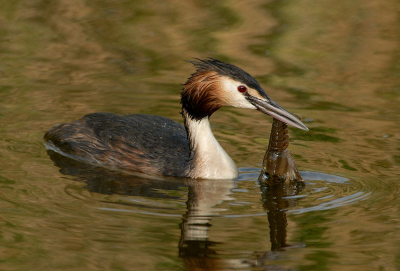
[247,96,309,131]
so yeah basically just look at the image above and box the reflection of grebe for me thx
[44,59,308,179]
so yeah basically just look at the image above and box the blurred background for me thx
[0,0,399,270]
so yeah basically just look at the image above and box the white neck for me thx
[183,110,238,179]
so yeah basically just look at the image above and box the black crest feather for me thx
[187,58,262,90]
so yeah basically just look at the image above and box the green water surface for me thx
[0,0,400,270]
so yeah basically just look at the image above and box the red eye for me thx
[237,85,247,93]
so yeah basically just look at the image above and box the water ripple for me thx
[93,168,372,218]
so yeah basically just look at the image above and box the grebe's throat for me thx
[182,109,238,179]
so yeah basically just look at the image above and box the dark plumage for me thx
[188,59,263,92]
[45,113,190,176]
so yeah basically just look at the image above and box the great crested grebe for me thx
[44,59,308,179]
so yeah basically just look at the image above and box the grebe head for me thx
[181,58,308,131]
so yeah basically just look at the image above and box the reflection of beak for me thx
[247,96,309,131]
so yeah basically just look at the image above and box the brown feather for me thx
[181,71,224,120]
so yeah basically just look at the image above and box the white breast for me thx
[184,111,238,179]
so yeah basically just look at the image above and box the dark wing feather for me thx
[44,113,190,176]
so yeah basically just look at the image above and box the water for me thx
[1,0,400,270]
